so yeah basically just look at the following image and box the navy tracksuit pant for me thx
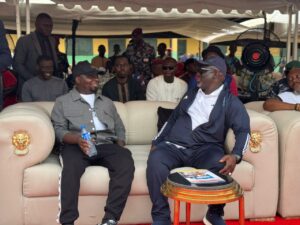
[146,142,226,225]
[58,143,135,225]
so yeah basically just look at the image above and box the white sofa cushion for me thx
[23,145,254,197]
[23,145,152,197]
[0,101,279,224]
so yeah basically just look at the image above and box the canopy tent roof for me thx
[1,0,300,42]
[210,11,300,43]
[53,0,300,14]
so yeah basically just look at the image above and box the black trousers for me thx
[146,142,226,225]
[58,143,135,224]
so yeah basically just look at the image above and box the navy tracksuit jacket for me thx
[153,86,250,159]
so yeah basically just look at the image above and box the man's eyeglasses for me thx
[199,66,218,76]
[162,66,175,70]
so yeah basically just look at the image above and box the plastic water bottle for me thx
[80,125,97,157]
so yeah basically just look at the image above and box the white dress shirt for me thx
[188,85,224,130]
[80,93,106,131]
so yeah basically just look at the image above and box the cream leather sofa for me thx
[0,101,278,225]
[245,101,300,218]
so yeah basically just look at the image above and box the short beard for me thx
[90,86,99,93]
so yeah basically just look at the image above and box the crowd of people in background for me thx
[1,12,298,110]
[1,11,300,225]
[0,13,298,108]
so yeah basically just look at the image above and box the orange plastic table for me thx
[161,172,245,225]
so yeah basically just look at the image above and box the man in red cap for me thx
[124,27,155,89]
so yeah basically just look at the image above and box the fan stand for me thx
[249,73,260,101]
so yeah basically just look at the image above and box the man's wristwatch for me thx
[232,154,241,163]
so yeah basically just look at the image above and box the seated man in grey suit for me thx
[22,55,68,102]
[13,13,58,96]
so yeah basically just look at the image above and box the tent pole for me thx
[198,40,201,60]
[15,0,21,39]
[71,20,79,67]
[293,11,299,60]
[286,7,292,62]
[26,0,30,34]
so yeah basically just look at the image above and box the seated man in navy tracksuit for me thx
[146,56,250,225]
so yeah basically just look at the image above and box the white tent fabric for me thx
[0,2,252,40]
[210,11,300,43]
[54,0,300,14]
[1,0,300,41]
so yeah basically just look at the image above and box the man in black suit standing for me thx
[102,56,145,102]
[13,13,58,95]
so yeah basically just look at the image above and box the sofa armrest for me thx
[0,104,55,225]
[225,109,279,218]
[244,101,270,115]
[268,111,300,217]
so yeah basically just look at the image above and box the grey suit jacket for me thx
[13,31,58,92]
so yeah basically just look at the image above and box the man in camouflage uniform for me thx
[124,28,155,88]
[237,66,276,102]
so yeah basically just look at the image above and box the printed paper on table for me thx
[178,169,225,184]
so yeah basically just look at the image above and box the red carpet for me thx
[138,216,300,225]
[187,216,300,225]
[226,216,300,225]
